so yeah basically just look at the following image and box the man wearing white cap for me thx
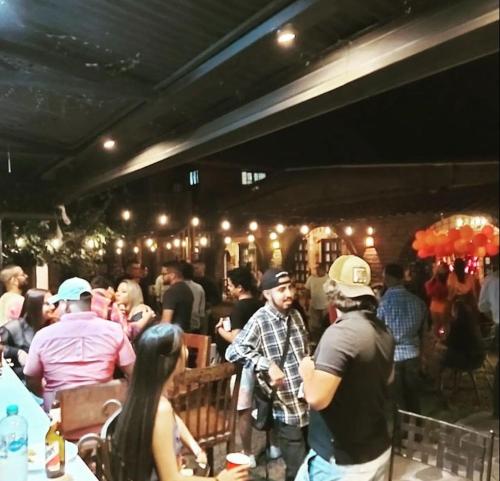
[24,277,136,411]
[296,255,395,481]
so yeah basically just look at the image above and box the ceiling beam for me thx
[0,37,152,99]
[61,0,499,201]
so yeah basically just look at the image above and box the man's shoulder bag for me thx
[251,317,292,431]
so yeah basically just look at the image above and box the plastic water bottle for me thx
[0,404,28,481]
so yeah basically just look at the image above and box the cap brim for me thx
[335,281,375,298]
[47,294,61,305]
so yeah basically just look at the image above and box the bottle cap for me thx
[6,404,19,416]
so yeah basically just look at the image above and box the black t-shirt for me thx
[162,281,194,332]
[216,297,263,357]
[309,310,395,465]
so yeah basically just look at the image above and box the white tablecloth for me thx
[0,361,97,481]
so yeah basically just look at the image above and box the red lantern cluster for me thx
[412,224,499,259]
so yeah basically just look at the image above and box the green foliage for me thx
[2,210,121,278]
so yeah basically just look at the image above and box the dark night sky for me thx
[214,53,499,168]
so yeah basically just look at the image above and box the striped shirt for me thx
[226,304,309,427]
[377,286,427,362]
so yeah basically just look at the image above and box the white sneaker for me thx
[267,445,281,460]
[247,454,257,469]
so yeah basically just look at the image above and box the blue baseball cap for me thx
[48,277,92,304]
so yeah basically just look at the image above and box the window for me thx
[189,170,199,186]
[241,171,266,185]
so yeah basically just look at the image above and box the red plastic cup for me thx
[226,453,250,470]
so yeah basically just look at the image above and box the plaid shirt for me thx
[377,286,427,362]
[226,303,309,427]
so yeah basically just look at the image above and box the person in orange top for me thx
[425,262,450,336]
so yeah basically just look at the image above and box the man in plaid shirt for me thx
[377,263,427,414]
[226,268,309,481]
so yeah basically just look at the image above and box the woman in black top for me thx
[0,288,56,379]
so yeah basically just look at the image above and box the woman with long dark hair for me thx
[112,323,249,481]
[447,258,478,304]
[0,288,56,378]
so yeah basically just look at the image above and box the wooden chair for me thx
[172,362,241,473]
[389,409,495,481]
[77,405,121,481]
[184,333,211,368]
[57,379,127,441]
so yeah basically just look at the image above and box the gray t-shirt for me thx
[309,310,395,464]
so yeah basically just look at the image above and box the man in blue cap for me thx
[24,277,136,411]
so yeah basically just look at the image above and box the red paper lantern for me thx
[486,242,499,257]
[442,243,454,256]
[417,248,431,259]
[454,239,467,255]
[475,246,487,257]
[481,224,495,238]
[447,228,461,242]
[415,230,426,241]
[493,234,500,247]
[425,231,438,246]
[436,234,448,246]
[465,242,475,256]
[412,240,421,251]
[472,233,488,247]
[460,225,474,240]
[435,245,445,258]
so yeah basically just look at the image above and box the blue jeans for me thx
[294,448,391,481]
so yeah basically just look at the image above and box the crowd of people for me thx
[0,252,498,481]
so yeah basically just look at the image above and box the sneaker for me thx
[267,445,282,460]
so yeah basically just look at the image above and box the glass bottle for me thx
[45,400,65,478]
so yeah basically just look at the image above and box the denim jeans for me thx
[294,448,391,481]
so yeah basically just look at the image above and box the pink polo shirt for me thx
[24,311,136,410]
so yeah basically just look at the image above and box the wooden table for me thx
[0,359,97,481]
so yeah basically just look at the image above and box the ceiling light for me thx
[121,209,131,221]
[367,226,374,235]
[150,245,157,252]
[145,238,154,247]
[191,217,200,227]
[173,238,181,248]
[85,238,96,250]
[249,221,258,231]
[133,246,140,254]
[103,139,116,150]
[269,232,278,240]
[247,234,255,243]
[116,239,125,249]
[98,249,105,256]
[365,236,375,248]
[200,236,208,247]
[300,225,309,235]
[277,27,296,46]
[272,240,280,250]
[158,214,168,226]
[15,237,27,249]
[115,247,122,255]
[345,226,353,236]
[165,242,172,250]
[224,236,232,245]
[221,220,231,231]
[276,224,285,234]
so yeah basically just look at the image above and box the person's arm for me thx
[0,327,21,361]
[299,356,342,410]
[162,309,174,323]
[153,400,248,481]
[174,414,206,464]
[116,330,136,378]
[215,322,241,344]
[25,374,44,397]
[225,317,266,370]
